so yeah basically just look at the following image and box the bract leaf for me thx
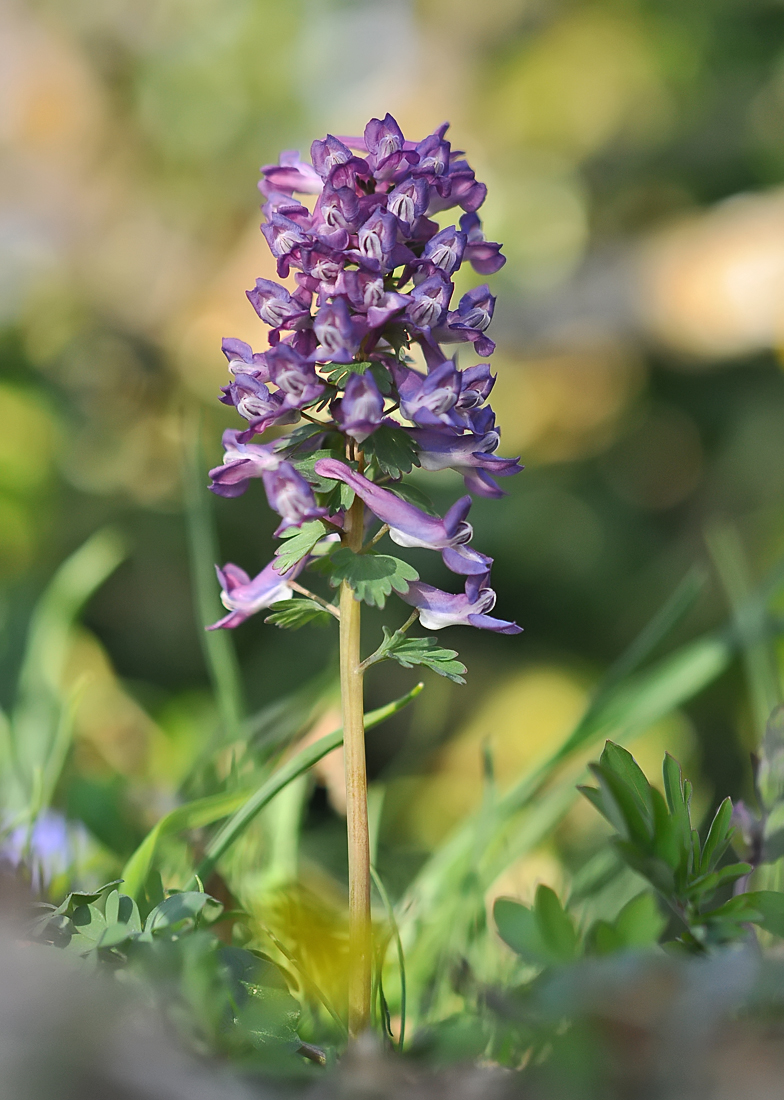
[362,425,420,479]
[273,520,329,574]
[265,599,334,631]
[374,627,466,683]
[327,548,418,609]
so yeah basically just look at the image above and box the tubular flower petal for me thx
[313,458,492,575]
[400,571,522,634]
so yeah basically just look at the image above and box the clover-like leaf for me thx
[375,626,466,683]
[363,425,420,479]
[326,548,418,609]
[273,520,329,574]
[265,598,334,630]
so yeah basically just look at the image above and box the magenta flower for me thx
[333,372,384,442]
[400,571,522,634]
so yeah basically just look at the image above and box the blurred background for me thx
[2,0,784,916]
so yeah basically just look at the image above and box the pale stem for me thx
[340,485,371,1035]
[364,523,390,551]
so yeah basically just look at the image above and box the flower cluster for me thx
[209,114,521,638]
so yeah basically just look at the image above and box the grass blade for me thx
[371,864,407,1052]
[190,682,424,886]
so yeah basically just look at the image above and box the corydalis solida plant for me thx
[207,114,522,1034]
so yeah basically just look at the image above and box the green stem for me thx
[340,486,371,1036]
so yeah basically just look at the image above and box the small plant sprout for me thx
[207,114,522,1035]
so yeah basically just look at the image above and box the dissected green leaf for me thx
[273,520,330,573]
[600,742,652,816]
[373,627,467,683]
[264,598,334,630]
[589,762,652,847]
[362,425,420,479]
[290,449,348,492]
[327,548,418,608]
[274,422,334,456]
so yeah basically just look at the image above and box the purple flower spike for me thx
[422,225,467,275]
[314,297,363,362]
[262,460,328,535]
[208,557,305,630]
[209,429,281,498]
[333,371,384,442]
[266,343,325,409]
[400,571,522,634]
[221,337,270,381]
[313,458,491,574]
[247,279,310,330]
[460,212,506,274]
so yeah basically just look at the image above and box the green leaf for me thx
[264,599,334,630]
[534,885,579,962]
[614,892,667,947]
[274,422,334,456]
[745,890,784,936]
[362,425,420,479]
[146,891,222,933]
[589,762,652,847]
[121,789,252,902]
[370,626,466,683]
[599,742,652,816]
[388,482,437,515]
[699,797,734,874]
[493,897,552,965]
[273,520,329,573]
[327,548,418,608]
[290,449,348,492]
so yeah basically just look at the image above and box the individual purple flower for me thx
[261,214,312,276]
[406,270,453,330]
[246,278,311,330]
[311,134,354,180]
[266,343,325,409]
[261,190,313,226]
[363,113,416,180]
[459,212,506,274]
[315,184,361,238]
[220,374,293,439]
[338,270,409,328]
[208,558,305,630]
[221,337,270,380]
[333,371,384,442]
[413,128,450,185]
[260,150,323,196]
[263,460,328,535]
[314,297,364,362]
[387,177,429,230]
[400,570,522,633]
[393,359,463,429]
[456,363,496,409]
[421,225,466,275]
[404,427,522,498]
[209,429,281,498]
[298,245,345,295]
[313,458,492,574]
[356,207,399,271]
